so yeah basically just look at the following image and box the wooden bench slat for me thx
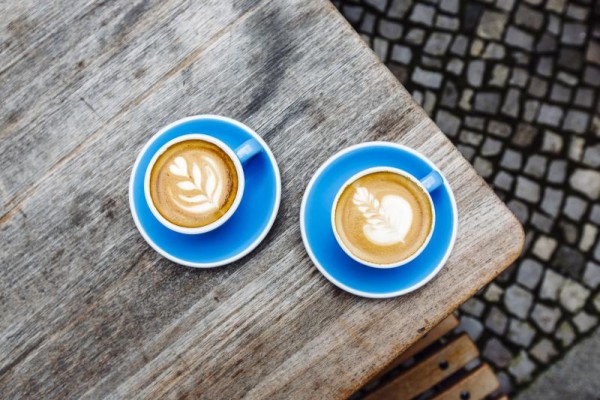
[375,314,459,380]
[365,333,478,400]
[431,364,500,400]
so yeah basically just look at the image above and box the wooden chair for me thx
[354,315,506,400]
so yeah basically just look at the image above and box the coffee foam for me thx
[149,140,238,228]
[334,171,433,265]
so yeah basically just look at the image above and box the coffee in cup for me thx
[144,133,262,234]
[149,138,239,229]
[332,168,436,267]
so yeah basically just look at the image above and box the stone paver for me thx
[518,329,600,400]
[336,0,600,396]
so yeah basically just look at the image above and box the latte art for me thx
[168,155,224,214]
[352,187,414,246]
[334,171,433,265]
[149,139,239,228]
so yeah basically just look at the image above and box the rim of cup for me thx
[144,133,245,235]
[331,166,437,269]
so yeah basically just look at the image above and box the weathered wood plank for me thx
[0,0,523,398]
[0,0,259,215]
[373,313,459,380]
[364,334,479,400]
[431,364,500,400]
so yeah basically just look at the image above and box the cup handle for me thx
[420,170,443,192]
[235,139,262,163]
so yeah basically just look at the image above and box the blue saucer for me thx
[300,142,457,298]
[129,115,281,268]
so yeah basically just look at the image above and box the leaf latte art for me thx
[168,156,224,214]
[352,187,413,246]
[149,140,239,228]
[334,171,433,265]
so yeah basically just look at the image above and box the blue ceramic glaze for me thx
[300,142,457,298]
[129,115,281,268]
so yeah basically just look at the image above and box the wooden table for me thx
[0,1,523,398]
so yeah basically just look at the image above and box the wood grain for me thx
[431,364,500,400]
[365,334,479,400]
[375,314,459,379]
[0,0,523,398]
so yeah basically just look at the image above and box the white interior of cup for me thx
[330,166,437,268]
[144,133,245,235]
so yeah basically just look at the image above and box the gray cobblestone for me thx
[574,87,594,108]
[541,130,563,154]
[532,235,557,261]
[580,225,598,253]
[559,279,590,313]
[508,200,529,224]
[508,319,536,346]
[412,67,443,89]
[505,285,534,318]
[582,144,600,168]
[467,60,485,87]
[515,3,543,31]
[558,221,579,245]
[409,3,435,25]
[556,321,576,347]
[486,306,508,335]
[494,171,514,191]
[562,23,587,45]
[474,92,501,114]
[509,351,536,384]
[484,337,513,368]
[489,120,512,138]
[388,0,412,18]
[379,19,403,40]
[524,100,540,122]
[546,0,566,13]
[531,303,561,333]
[405,28,425,45]
[477,10,508,40]
[450,34,468,56]
[424,32,452,56]
[538,104,563,126]
[506,26,534,51]
[435,15,459,30]
[523,155,547,178]
[540,269,565,301]
[553,245,586,278]
[461,297,486,317]
[456,315,484,341]
[573,311,598,333]
[530,339,558,364]
[515,176,540,203]
[517,259,543,289]
[500,149,522,170]
[583,261,600,289]
[547,160,567,183]
[591,205,600,225]
[446,58,464,75]
[484,283,504,302]
[550,83,571,103]
[483,43,505,59]
[563,109,590,134]
[531,212,553,233]
[540,187,564,217]
[570,168,600,200]
[563,196,588,221]
[439,0,458,13]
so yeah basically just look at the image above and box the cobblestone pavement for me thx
[333,0,600,395]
